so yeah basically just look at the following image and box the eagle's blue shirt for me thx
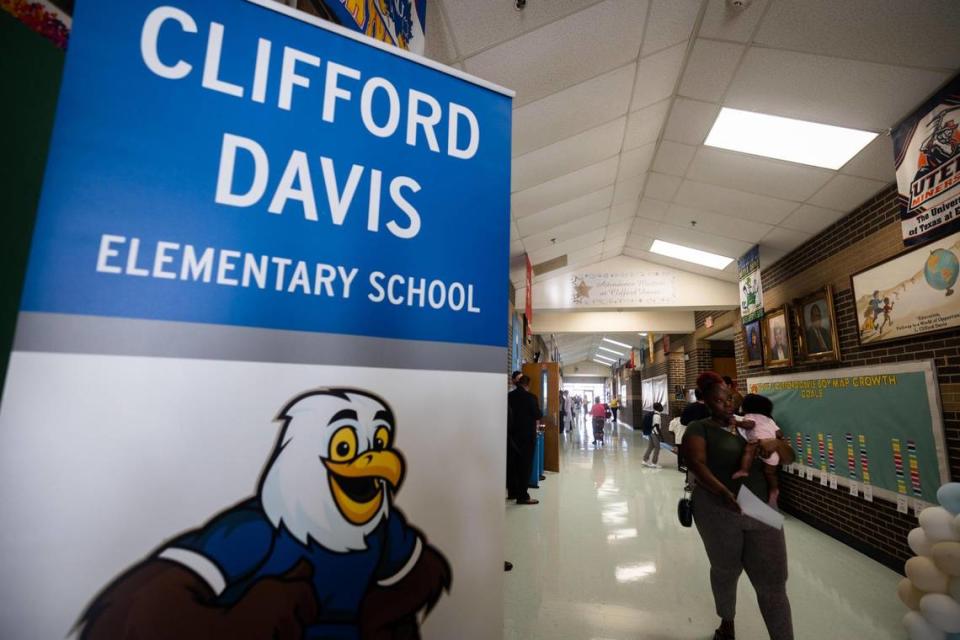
[164,498,420,639]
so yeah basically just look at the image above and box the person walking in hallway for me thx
[507,375,541,505]
[590,396,607,445]
[609,395,620,423]
[642,402,664,468]
[683,376,796,640]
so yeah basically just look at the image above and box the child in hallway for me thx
[732,393,782,508]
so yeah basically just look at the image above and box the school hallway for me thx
[503,418,903,640]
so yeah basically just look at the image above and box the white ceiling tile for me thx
[653,223,752,258]
[515,186,614,235]
[529,228,607,263]
[755,0,960,70]
[617,143,657,182]
[652,140,696,176]
[440,0,604,58]
[613,174,648,205]
[567,242,605,266]
[758,245,787,270]
[511,64,636,156]
[626,230,656,251]
[725,48,950,131]
[678,39,744,103]
[663,98,720,146]
[606,219,634,241]
[641,0,702,57]
[512,157,619,217]
[762,227,812,253]
[807,174,888,212]
[698,0,770,42]
[686,147,833,201]
[424,0,459,64]
[779,204,846,235]
[631,42,687,111]
[644,172,683,200]
[673,179,797,224]
[510,220,521,240]
[610,201,638,223]
[510,239,525,259]
[840,134,896,183]
[623,246,739,282]
[602,249,623,260]
[637,197,670,221]
[523,210,611,251]
[464,0,649,106]
[662,203,772,243]
[623,99,672,150]
[512,118,626,192]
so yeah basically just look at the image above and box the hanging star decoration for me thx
[573,277,592,303]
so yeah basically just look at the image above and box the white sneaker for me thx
[641,461,652,467]
[650,463,662,469]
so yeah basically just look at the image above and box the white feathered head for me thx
[259,389,404,553]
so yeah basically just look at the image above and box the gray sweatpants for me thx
[693,487,794,640]
[643,431,660,463]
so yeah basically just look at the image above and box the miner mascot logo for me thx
[78,388,451,639]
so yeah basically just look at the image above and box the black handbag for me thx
[677,488,693,527]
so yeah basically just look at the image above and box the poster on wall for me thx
[0,1,511,638]
[641,374,668,414]
[851,230,960,345]
[738,245,763,322]
[893,73,960,245]
[748,362,948,505]
[569,271,678,306]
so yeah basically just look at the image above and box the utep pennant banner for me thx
[894,73,960,245]
[0,1,511,639]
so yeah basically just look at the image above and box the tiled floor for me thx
[503,418,904,639]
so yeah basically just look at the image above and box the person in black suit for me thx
[805,304,833,354]
[507,375,542,505]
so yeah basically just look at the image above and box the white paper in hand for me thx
[737,485,784,530]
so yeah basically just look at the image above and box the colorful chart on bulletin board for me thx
[747,361,948,504]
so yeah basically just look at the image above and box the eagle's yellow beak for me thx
[324,451,404,526]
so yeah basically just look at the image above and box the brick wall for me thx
[736,184,960,572]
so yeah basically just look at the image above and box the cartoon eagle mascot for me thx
[78,388,451,639]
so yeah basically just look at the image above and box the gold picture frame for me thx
[762,305,793,368]
[795,285,841,362]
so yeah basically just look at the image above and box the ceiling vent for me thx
[533,255,567,276]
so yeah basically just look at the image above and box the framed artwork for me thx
[795,285,840,362]
[851,230,960,346]
[742,318,764,367]
[763,305,793,368]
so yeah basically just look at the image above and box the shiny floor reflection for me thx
[503,418,902,639]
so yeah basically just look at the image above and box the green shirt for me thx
[685,418,769,501]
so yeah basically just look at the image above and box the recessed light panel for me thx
[598,346,625,356]
[602,337,632,349]
[704,107,877,170]
[595,353,616,362]
[650,240,733,270]
[593,359,613,366]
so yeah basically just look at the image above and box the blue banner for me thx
[22,0,511,347]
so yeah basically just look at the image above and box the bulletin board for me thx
[748,361,948,505]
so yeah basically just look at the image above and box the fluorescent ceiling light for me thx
[598,346,625,357]
[593,359,612,366]
[594,353,616,362]
[638,332,647,336]
[705,107,877,170]
[650,239,733,270]
[602,337,632,349]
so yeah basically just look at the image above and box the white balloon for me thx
[904,611,947,640]
[908,557,951,594]
[923,507,960,544]
[913,528,937,556]
[921,594,960,633]
[950,577,960,602]
[900,577,926,610]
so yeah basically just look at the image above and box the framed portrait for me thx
[795,285,840,362]
[851,230,960,346]
[742,318,764,367]
[762,305,793,368]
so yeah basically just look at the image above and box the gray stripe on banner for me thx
[13,312,507,374]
